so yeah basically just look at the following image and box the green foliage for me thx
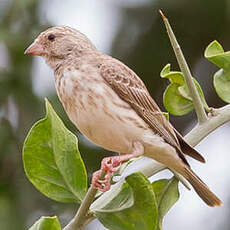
[92,173,158,230]
[161,64,208,115]
[23,99,87,203]
[28,216,61,230]
[163,84,193,116]
[205,40,230,103]
[152,178,179,230]
[91,173,179,230]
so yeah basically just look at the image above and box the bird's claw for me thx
[92,156,122,192]
[92,170,112,192]
[101,156,122,173]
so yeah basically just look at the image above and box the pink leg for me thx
[92,142,144,192]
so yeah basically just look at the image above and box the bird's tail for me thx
[184,167,222,207]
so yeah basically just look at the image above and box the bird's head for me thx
[25,26,96,61]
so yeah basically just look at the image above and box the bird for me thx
[25,26,222,207]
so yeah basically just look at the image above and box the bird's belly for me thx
[75,111,131,153]
[64,94,147,153]
[73,104,147,153]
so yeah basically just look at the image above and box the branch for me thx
[159,10,208,124]
[184,105,230,146]
[63,171,106,230]
[63,186,97,230]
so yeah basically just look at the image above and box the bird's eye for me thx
[48,34,55,41]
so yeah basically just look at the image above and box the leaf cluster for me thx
[161,41,230,116]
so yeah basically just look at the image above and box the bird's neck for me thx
[45,49,97,70]
[46,50,102,80]
[45,56,63,70]
[45,55,73,78]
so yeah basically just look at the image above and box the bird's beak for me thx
[24,41,45,56]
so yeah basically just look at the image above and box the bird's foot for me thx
[92,156,122,191]
[92,170,113,192]
[92,154,141,192]
[101,156,122,173]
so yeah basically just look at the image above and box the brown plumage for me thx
[25,26,222,206]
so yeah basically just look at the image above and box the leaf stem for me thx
[159,10,208,124]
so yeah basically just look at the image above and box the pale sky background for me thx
[29,0,230,229]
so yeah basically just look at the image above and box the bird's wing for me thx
[173,129,205,163]
[100,57,205,164]
[100,57,179,148]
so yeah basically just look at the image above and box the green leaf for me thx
[160,64,171,77]
[178,79,209,110]
[204,40,224,57]
[163,83,194,116]
[91,180,134,213]
[205,40,230,70]
[28,216,61,230]
[92,173,158,230]
[205,41,230,103]
[213,69,230,103]
[160,64,184,85]
[152,177,179,230]
[23,99,87,203]
[161,64,208,115]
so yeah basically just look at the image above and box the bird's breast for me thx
[55,68,149,153]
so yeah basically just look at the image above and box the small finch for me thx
[25,26,221,206]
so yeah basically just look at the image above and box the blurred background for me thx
[1,0,230,229]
